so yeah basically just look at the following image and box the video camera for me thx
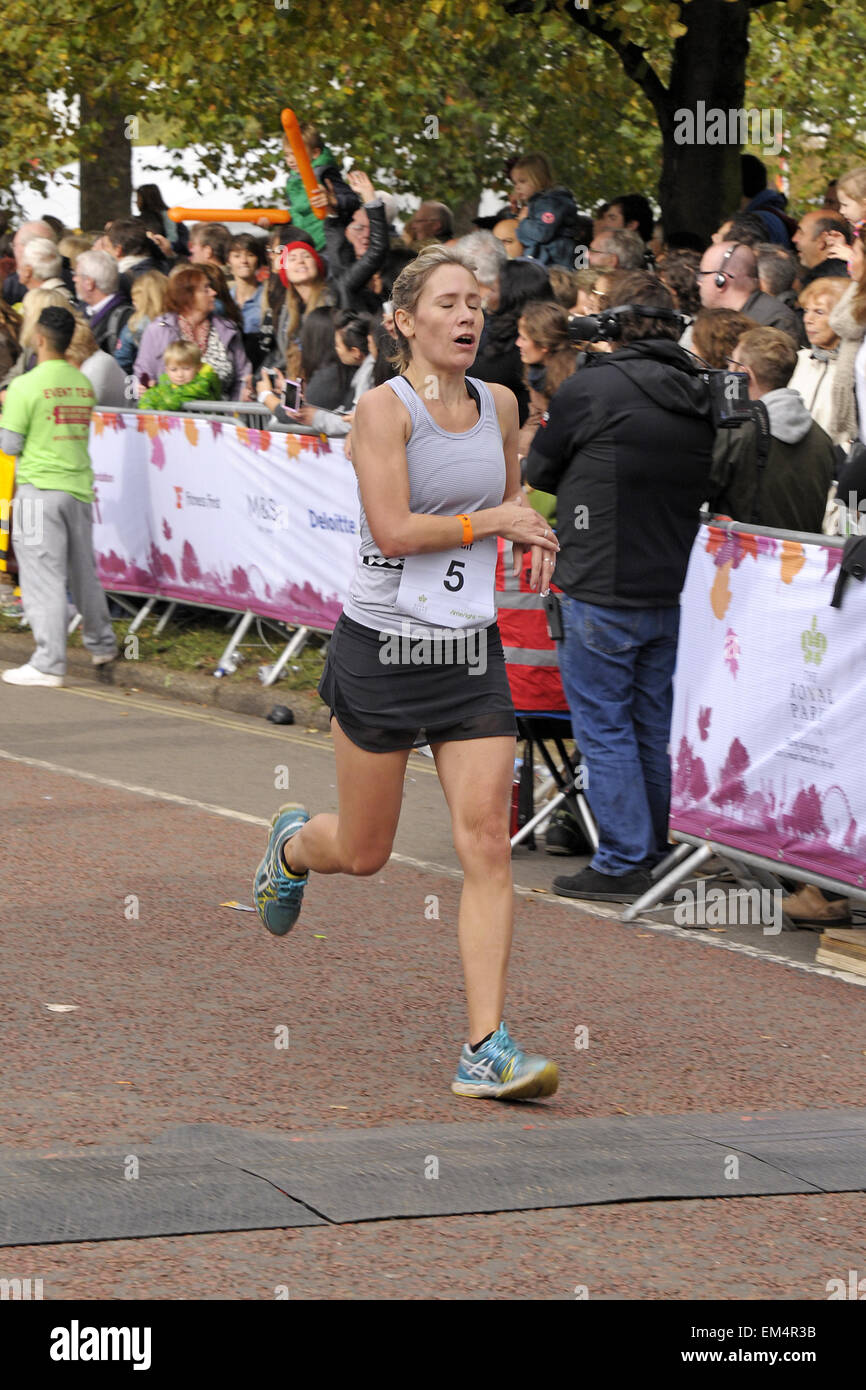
[567,304,753,429]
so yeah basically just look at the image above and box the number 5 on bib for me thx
[396,536,497,628]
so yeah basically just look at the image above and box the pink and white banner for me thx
[88,411,360,630]
[670,523,866,891]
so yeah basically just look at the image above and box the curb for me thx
[0,631,331,730]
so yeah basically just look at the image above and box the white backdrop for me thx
[89,411,360,630]
[670,523,866,891]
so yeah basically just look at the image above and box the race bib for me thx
[396,536,497,629]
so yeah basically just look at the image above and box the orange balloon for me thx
[280,108,327,220]
[166,207,291,224]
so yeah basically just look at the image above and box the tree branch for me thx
[562,1,670,119]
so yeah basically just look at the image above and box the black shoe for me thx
[553,865,652,902]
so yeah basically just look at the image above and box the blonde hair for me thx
[798,276,850,312]
[511,153,553,195]
[389,244,479,372]
[65,318,99,368]
[164,339,202,369]
[837,165,866,210]
[19,287,71,349]
[130,269,168,331]
[735,326,798,392]
[57,233,95,266]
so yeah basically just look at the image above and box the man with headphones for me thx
[696,241,803,345]
[524,272,715,903]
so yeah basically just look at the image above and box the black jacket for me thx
[525,340,714,607]
[709,388,835,533]
[325,202,389,315]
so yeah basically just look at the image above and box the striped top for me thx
[343,374,507,637]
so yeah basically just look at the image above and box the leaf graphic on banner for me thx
[184,417,199,446]
[150,435,166,471]
[230,565,251,594]
[723,627,740,678]
[824,548,843,577]
[780,540,805,584]
[247,429,261,452]
[162,519,172,541]
[689,757,709,802]
[236,426,250,448]
[92,414,105,437]
[705,526,727,559]
[286,434,301,459]
[739,532,758,563]
[209,419,223,440]
[259,431,271,454]
[142,415,160,440]
[710,560,732,619]
[785,785,827,837]
[697,706,712,741]
[711,737,749,808]
[672,735,694,800]
[181,540,201,584]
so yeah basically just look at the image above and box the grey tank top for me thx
[342,374,506,636]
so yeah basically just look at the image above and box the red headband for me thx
[278,241,327,285]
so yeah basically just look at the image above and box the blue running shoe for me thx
[451,1021,559,1100]
[254,803,310,936]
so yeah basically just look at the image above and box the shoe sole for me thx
[553,885,648,903]
[452,1062,559,1100]
[544,843,582,856]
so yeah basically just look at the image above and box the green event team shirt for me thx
[0,359,96,504]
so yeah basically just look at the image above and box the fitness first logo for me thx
[174,488,221,510]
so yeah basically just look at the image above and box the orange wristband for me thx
[457,513,474,545]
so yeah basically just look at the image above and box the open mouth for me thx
[453,335,475,347]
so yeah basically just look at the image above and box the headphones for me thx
[714,245,738,288]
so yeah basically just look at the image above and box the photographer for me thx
[525,272,714,902]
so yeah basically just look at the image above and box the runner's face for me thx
[404,266,482,370]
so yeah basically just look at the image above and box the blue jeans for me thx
[557,596,679,875]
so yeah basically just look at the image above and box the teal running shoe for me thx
[451,1021,559,1100]
[254,803,310,936]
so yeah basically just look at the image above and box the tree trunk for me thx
[656,0,751,242]
[452,193,481,237]
[79,92,133,231]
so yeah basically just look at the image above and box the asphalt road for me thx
[2,668,864,1300]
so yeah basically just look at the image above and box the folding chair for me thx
[511,710,598,853]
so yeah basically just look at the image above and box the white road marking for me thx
[2,746,862,989]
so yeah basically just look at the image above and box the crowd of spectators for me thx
[2,140,866,533]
